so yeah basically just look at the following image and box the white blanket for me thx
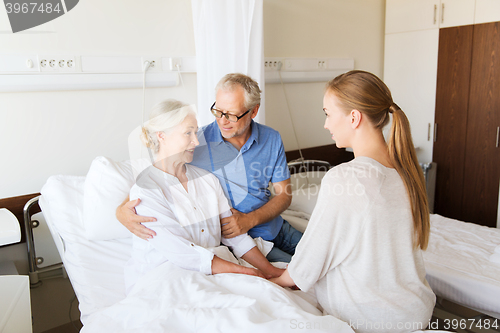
[422,214,500,317]
[81,262,354,333]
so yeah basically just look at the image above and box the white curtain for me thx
[191,0,265,127]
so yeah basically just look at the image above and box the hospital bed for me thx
[31,156,499,332]
[34,157,355,333]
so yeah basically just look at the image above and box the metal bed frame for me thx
[23,195,64,287]
[287,159,331,174]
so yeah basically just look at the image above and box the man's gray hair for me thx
[215,73,261,110]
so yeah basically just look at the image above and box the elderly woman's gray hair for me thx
[140,99,196,154]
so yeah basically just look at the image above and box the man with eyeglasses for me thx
[118,73,301,263]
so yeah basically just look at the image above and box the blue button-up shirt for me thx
[190,120,290,240]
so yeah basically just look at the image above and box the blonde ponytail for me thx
[327,70,430,250]
[388,106,430,250]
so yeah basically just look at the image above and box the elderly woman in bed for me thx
[125,100,283,292]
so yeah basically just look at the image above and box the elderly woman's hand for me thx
[242,267,266,279]
[265,267,286,279]
[269,268,297,288]
[211,256,266,278]
[116,198,157,240]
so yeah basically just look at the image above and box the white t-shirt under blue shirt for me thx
[190,120,290,241]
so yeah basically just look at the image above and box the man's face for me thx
[214,86,254,140]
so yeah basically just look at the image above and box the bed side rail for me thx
[288,159,331,175]
[23,196,64,287]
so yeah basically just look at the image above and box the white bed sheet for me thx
[40,175,131,324]
[423,214,500,318]
[40,175,354,332]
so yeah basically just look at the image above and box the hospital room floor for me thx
[30,275,82,333]
[431,299,500,332]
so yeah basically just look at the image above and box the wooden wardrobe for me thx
[433,21,500,227]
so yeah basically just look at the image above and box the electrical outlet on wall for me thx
[162,57,196,72]
[38,55,76,72]
[168,57,182,71]
[264,58,283,71]
[317,59,327,69]
[141,57,162,72]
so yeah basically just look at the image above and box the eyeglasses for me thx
[210,102,251,123]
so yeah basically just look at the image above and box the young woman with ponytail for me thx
[271,71,435,332]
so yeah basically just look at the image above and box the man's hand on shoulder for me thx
[220,208,255,238]
[116,198,157,240]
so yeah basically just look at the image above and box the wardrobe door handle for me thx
[434,4,437,25]
[441,3,445,24]
[496,126,499,148]
[434,123,438,143]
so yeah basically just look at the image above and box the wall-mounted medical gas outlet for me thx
[39,55,77,72]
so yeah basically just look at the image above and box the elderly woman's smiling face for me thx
[157,114,199,164]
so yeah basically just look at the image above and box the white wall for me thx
[0,0,386,198]
[1,0,387,199]
[0,0,197,199]
[263,0,386,151]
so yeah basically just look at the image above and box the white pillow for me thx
[40,175,86,244]
[289,171,327,193]
[289,184,321,216]
[83,156,150,240]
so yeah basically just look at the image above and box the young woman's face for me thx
[322,91,352,148]
[161,114,199,164]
